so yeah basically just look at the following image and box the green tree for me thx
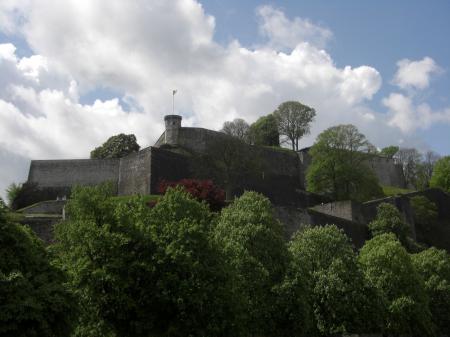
[396,147,422,188]
[214,192,308,336]
[220,118,250,142]
[412,247,450,335]
[410,196,438,232]
[289,225,383,335]
[359,233,434,336]
[273,101,316,151]
[249,114,280,146]
[90,133,140,159]
[0,215,75,337]
[380,145,399,158]
[430,156,450,193]
[368,203,411,245]
[6,182,22,208]
[416,151,440,190]
[306,124,383,201]
[55,184,237,337]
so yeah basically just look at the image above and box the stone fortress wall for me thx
[28,158,120,197]
[27,114,406,203]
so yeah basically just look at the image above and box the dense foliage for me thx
[380,145,399,158]
[368,203,411,245]
[221,118,250,142]
[213,192,308,337]
[6,181,57,210]
[249,114,280,147]
[55,184,237,337]
[306,124,383,201]
[289,225,382,335]
[412,247,450,334]
[157,178,225,211]
[430,156,450,192]
[6,180,449,337]
[90,133,140,159]
[0,211,75,337]
[359,234,434,336]
[273,101,316,151]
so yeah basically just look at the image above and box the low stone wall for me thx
[274,205,369,248]
[20,200,66,215]
[307,209,369,249]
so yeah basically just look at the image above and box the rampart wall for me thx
[118,147,152,195]
[149,147,191,194]
[28,159,120,196]
[367,156,406,188]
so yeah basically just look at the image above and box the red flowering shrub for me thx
[158,179,225,211]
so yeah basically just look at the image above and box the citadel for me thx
[23,115,450,248]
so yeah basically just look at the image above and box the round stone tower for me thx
[164,114,182,145]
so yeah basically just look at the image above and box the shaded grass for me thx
[110,194,160,204]
[382,185,414,197]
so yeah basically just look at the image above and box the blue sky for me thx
[201,0,450,154]
[0,0,449,197]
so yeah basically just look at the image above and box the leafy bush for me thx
[90,133,140,159]
[359,233,434,336]
[412,247,450,335]
[430,156,450,192]
[56,184,237,337]
[7,182,59,210]
[368,203,411,245]
[289,225,383,335]
[0,216,75,337]
[213,191,305,337]
[158,178,225,211]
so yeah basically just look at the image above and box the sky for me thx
[0,0,449,199]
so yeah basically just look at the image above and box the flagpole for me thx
[172,89,177,114]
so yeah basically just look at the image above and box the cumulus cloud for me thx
[393,57,441,90]
[384,92,450,133]
[257,5,332,50]
[383,57,450,134]
[0,0,432,198]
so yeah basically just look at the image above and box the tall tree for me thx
[213,192,308,337]
[416,151,441,190]
[55,184,238,337]
[273,101,316,151]
[306,124,383,201]
[288,225,383,335]
[90,133,140,159]
[249,114,280,146]
[368,203,412,246]
[395,148,422,188]
[412,247,450,335]
[359,234,434,336]
[220,118,250,142]
[380,145,399,158]
[429,156,450,193]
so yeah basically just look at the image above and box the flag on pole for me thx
[173,89,177,95]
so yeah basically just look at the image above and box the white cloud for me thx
[0,0,434,198]
[256,5,332,50]
[393,57,441,90]
[383,92,450,133]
